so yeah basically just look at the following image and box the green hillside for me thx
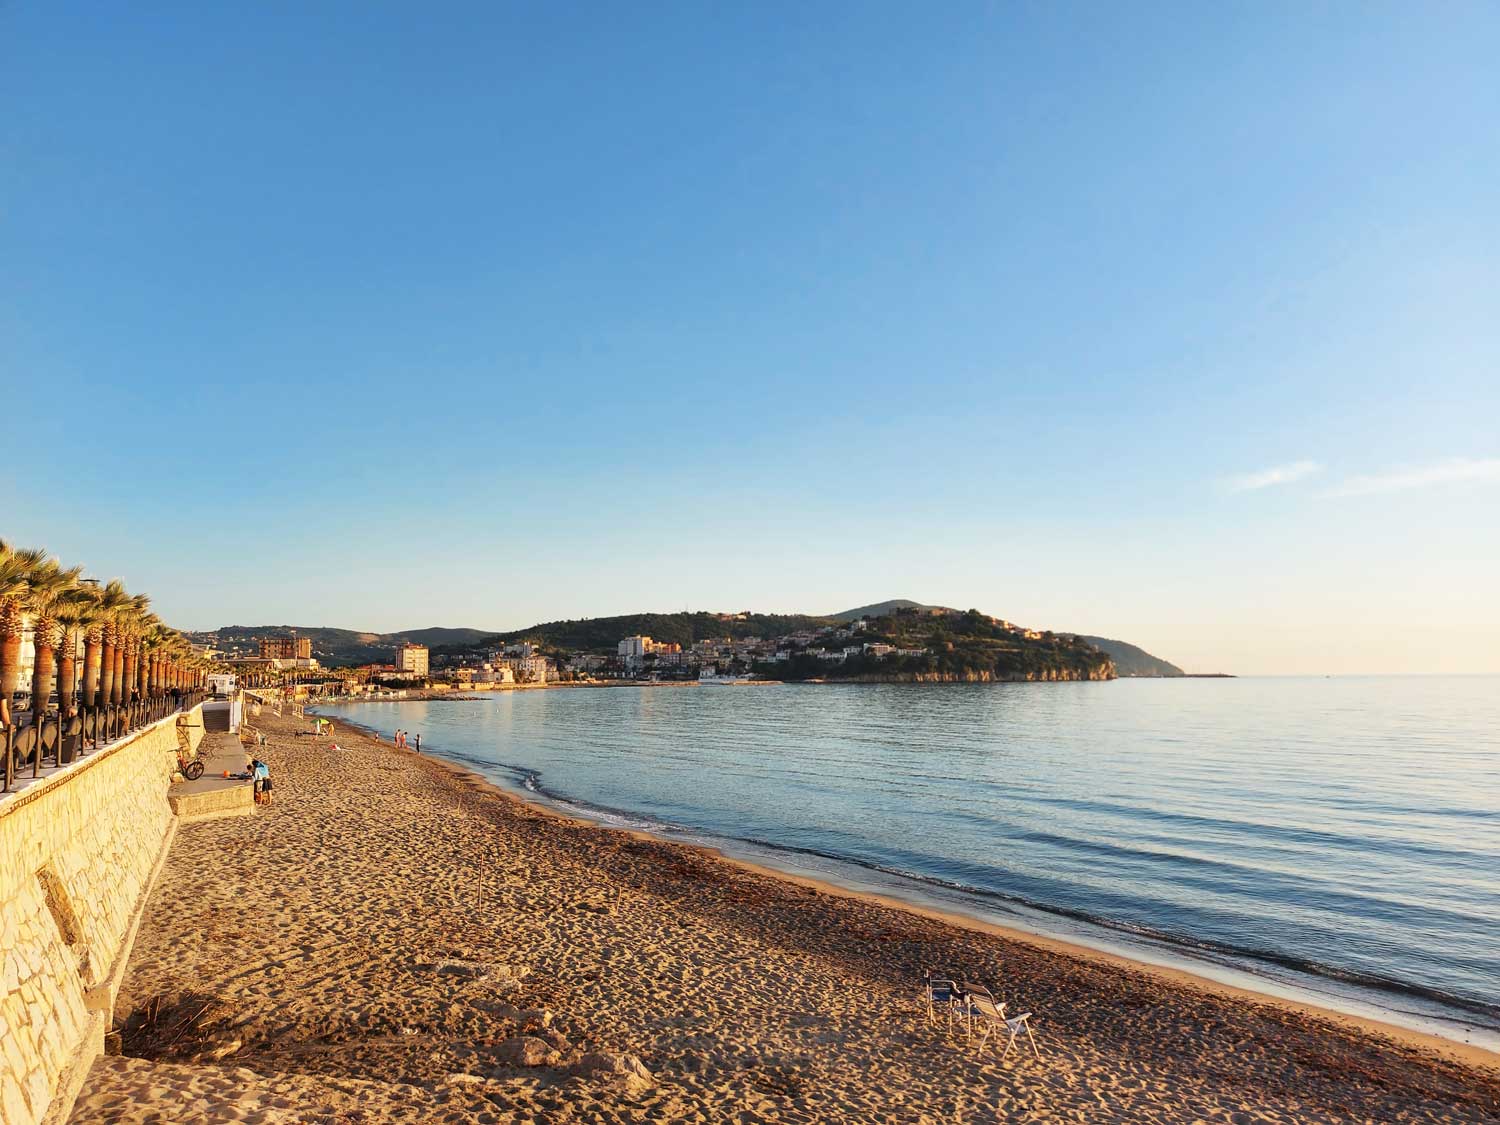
[780,608,1115,682]
[828,599,955,622]
[476,612,836,654]
[1076,636,1184,677]
[195,608,1177,682]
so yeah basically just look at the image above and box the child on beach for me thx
[251,759,271,805]
[414,733,421,752]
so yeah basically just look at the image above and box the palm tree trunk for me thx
[122,637,138,704]
[83,626,102,708]
[59,628,80,718]
[111,639,125,706]
[30,614,59,720]
[0,598,22,726]
[100,625,117,709]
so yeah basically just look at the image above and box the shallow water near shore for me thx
[317,676,1500,1051]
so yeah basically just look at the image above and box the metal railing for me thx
[1,689,207,795]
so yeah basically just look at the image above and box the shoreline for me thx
[319,707,1500,1070]
[76,705,1500,1123]
[418,735,1500,1073]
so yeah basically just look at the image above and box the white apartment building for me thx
[396,643,429,677]
[495,655,549,683]
[618,636,652,662]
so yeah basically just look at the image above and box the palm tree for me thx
[55,585,105,720]
[110,594,150,707]
[119,608,136,706]
[90,580,130,710]
[141,622,163,698]
[166,636,189,690]
[0,542,49,726]
[28,558,84,721]
[126,597,152,704]
[132,613,159,702]
[154,628,184,696]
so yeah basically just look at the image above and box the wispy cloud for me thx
[1226,460,1322,492]
[1323,457,1500,498]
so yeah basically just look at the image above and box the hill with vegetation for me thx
[778,608,1115,682]
[1076,635,1184,677]
[828,599,956,622]
[197,606,1180,682]
[463,612,836,656]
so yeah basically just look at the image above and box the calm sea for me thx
[318,677,1500,1048]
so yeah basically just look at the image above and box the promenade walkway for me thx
[167,731,255,823]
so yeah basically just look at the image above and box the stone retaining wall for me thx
[0,706,203,1125]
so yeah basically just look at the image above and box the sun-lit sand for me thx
[69,709,1499,1124]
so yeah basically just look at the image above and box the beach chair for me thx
[964,985,1039,1061]
[921,971,963,1029]
[960,981,1001,1042]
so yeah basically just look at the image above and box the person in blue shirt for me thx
[251,759,271,805]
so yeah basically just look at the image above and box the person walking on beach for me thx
[251,758,270,804]
[414,733,421,752]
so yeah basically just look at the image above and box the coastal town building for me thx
[396,642,429,677]
[259,636,312,661]
[491,654,550,683]
[618,636,652,663]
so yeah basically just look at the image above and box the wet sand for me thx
[70,709,1500,1123]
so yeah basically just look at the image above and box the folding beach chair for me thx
[960,981,1002,1042]
[921,971,963,1029]
[964,984,1039,1061]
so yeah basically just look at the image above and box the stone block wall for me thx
[0,706,203,1125]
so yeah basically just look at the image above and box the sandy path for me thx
[69,709,1500,1123]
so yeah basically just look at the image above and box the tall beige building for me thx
[260,636,312,660]
[396,642,429,676]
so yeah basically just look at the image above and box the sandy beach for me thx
[70,709,1500,1124]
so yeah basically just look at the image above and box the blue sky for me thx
[2,3,1497,673]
